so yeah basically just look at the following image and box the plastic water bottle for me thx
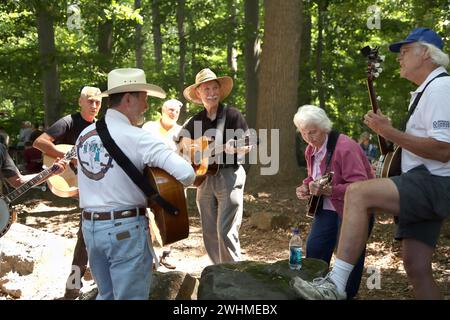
[289,228,302,270]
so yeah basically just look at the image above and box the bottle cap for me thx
[292,227,299,234]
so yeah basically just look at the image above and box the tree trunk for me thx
[247,0,304,188]
[36,3,61,127]
[152,0,163,72]
[177,0,187,122]
[227,1,238,74]
[244,0,260,129]
[316,0,328,109]
[98,0,113,77]
[135,0,143,69]
[296,0,312,167]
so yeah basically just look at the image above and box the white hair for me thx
[162,98,183,111]
[80,86,101,98]
[293,105,332,133]
[417,41,449,67]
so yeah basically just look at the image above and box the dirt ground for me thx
[2,183,450,300]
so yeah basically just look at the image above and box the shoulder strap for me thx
[95,117,180,215]
[216,106,227,135]
[403,72,449,130]
[324,130,340,172]
[214,106,227,164]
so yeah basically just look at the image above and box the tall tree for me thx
[248,0,303,187]
[227,1,238,74]
[315,0,328,109]
[36,2,61,126]
[135,0,143,69]
[177,0,187,121]
[296,0,312,166]
[243,0,260,129]
[98,0,114,75]
[152,0,163,72]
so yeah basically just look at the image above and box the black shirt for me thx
[0,144,19,179]
[46,112,93,145]
[181,104,249,166]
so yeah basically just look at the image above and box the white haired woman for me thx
[293,105,374,299]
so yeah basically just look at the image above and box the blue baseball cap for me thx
[389,27,444,52]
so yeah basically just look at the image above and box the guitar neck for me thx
[5,165,57,203]
[209,136,254,157]
[366,79,392,155]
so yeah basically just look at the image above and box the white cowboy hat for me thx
[183,68,233,105]
[98,68,166,99]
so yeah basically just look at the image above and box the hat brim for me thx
[389,39,416,52]
[97,84,166,99]
[183,76,233,105]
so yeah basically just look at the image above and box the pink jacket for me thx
[302,133,374,217]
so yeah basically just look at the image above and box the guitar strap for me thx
[324,130,340,173]
[214,105,227,165]
[402,72,449,130]
[95,117,180,216]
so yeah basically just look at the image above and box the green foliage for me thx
[0,0,448,141]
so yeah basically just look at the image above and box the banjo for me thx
[0,147,76,238]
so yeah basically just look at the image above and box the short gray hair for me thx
[417,41,449,67]
[162,98,183,111]
[293,105,332,133]
[80,86,101,98]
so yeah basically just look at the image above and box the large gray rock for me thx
[150,271,199,300]
[198,258,328,300]
[80,271,199,300]
[0,223,76,299]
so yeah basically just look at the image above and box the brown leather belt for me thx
[82,208,147,221]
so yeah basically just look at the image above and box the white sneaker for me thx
[291,273,347,300]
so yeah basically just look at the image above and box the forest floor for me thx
[1,183,450,300]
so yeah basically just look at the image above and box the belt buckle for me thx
[119,210,133,218]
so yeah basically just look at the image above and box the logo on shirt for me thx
[77,129,114,180]
[433,120,450,129]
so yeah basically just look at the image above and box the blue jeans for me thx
[306,208,374,299]
[82,215,152,300]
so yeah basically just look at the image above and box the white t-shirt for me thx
[402,66,450,176]
[76,109,195,211]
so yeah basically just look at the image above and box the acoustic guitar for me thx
[145,167,189,245]
[361,46,401,178]
[0,147,76,238]
[179,134,258,187]
[43,144,79,197]
[305,172,334,219]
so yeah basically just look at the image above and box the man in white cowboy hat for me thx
[75,68,195,300]
[33,85,102,300]
[292,28,450,300]
[142,98,184,270]
[179,67,251,265]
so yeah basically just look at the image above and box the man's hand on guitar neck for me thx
[224,139,252,155]
[363,109,393,137]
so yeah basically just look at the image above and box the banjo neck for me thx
[2,165,58,204]
[1,146,76,204]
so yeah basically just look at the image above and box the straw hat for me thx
[98,68,166,99]
[183,68,233,105]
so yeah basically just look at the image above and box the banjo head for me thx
[0,198,13,238]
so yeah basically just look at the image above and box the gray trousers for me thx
[196,165,246,264]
